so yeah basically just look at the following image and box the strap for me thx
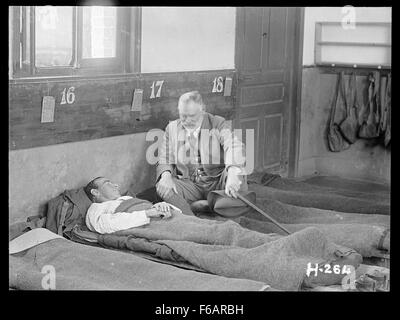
[377,228,389,251]
[351,72,360,120]
[380,75,387,117]
[57,200,70,236]
[351,72,358,106]
[365,74,374,121]
[386,73,391,124]
[329,72,343,127]
[386,73,391,106]
[339,71,349,116]
[373,71,381,117]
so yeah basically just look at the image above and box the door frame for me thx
[234,7,305,178]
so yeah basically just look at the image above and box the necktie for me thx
[186,131,200,180]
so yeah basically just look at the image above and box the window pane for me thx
[35,6,73,67]
[141,7,236,73]
[22,7,30,66]
[82,6,117,59]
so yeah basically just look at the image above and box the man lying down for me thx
[83,176,363,291]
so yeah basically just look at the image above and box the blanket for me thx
[300,175,390,194]
[254,173,390,202]
[9,236,269,291]
[199,196,390,257]
[237,197,390,256]
[239,218,389,257]
[245,197,389,226]
[97,212,361,291]
[248,184,390,215]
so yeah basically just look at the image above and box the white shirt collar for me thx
[185,126,201,138]
[117,196,132,201]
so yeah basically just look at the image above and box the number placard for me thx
[224,77,233,96]
[212,76,224,93]
[60,87,76,105]
[150,80,164,99]
[131,89,144,111]
[41,96,55,123]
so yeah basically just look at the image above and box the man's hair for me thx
[178,91,204,109]
[84,177,103,202]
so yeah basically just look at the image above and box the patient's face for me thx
[95,178,121,202]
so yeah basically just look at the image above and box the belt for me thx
[190,167,206,183]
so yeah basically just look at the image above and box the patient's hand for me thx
[152,202,171,213]
[145,207,172,219]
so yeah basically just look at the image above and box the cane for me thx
[236,193,292,235]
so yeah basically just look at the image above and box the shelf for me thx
[316,62,391,70]
[316,41,391,47]
[315,21,391,68]
[315,21,391,27]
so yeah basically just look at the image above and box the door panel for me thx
[241,84,284,106]
[264,114,283,167]
[243,8,263,72]
[235,7,299,175]
[266,7,288,69]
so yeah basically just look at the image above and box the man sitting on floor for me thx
[155,91,248,215]
[84,177,176,234]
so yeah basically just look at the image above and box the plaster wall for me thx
[298,68,390,183]
[9,132,158,224]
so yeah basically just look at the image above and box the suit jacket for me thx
[156,112,245,181]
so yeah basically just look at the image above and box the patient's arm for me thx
[86,203,150,234]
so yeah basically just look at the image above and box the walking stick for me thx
[236,193,292,235]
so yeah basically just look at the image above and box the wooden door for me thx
[235,7,302,176]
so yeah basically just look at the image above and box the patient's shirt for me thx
[86,196,150,234]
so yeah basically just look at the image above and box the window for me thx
[11,6,128,77]
[82,7,117,59]
[35,6,73,67]
[10,6,236,78]
[141,7,236,73]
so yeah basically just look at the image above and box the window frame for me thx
[11,6,130,78]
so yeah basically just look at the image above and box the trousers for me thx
[137,170,247,216]
[166,170,248,215]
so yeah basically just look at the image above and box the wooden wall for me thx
[9,70,236,150]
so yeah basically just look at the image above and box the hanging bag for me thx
[339,72,359,144]
[327,72,350,152]
[374,71,381,134]
[384,73,391,147]
[358,72,380,139]
[379,74,387,134]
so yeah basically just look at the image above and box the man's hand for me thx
[225,167,242,198]
[145,207,172,219]
[156,171,178,198]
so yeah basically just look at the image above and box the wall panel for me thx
[9,70,236,150]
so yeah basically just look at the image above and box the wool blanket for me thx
[201,196,390,257]
[9,236,269,291]
[97,211,361,291]
[248,184,390,215]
